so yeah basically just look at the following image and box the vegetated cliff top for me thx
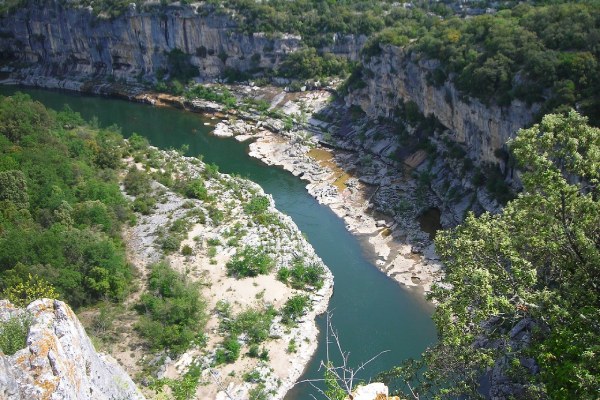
[3,0,596,125]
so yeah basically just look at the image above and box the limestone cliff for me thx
[0,2,362,82]
[345,45,540,164]
[0,299,144,400]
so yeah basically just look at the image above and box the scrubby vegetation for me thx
[277,258,325,290]
[0,313,32,355]
[226,246,274,278]
[382,110,600,399]
[281,294,311,326]
[0,93,133,308]
[136,261,207,356]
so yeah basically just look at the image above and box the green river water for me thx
[1,87,437,399]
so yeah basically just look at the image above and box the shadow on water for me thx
[1,86,438,399]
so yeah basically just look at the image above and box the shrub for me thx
[226,246,273,278]
[281,294,310,325]
[0,314,32,355]
[215,336,241,364]
[161,235,181,253]
[278,259,325,290]
[243,195,270,216]
[181,245,193,256]
[220,306,276,344]
[183,178,208,200]
[132,195,156,215]
[123,167,152,196]
[136,262,207,355]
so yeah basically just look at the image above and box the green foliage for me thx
[215,336,241,364]
[123,167,152,196]
[136,262,207,355]
[248,383,269,400]
[127,133,149,151]
[324,362,347,400]
[388,110,599,399]
[185,85,237,109]
[0,94,132,308]
[226,246,274,278]
[0,170,28,208]
[0,313,32,356]
[0,92,53,142]
[181,244,193,256]
[281,294,310,326]
[277,258,325,290]
[2,274,58,307]
[183,178,209,200]
[166,363,202,400]
[411,3,600,123]
[277,48,351,80]
[219,305,276,345]
[243,195,270,216]
[151,362,203,400]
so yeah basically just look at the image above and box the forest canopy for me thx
[0,93,133,308]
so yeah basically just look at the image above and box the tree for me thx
[0,170,28,209]
[384,110,599,399]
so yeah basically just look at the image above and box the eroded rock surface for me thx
[0,299,145,400]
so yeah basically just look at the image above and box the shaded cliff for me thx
[0,1,363,82]
[346,45,540,165]
[0,299,144,400]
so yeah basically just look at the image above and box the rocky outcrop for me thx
[0,299,144,400]
[346,45,540,164]
[0,2,363,83]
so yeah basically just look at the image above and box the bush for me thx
[183,178,208,200]
[132,195,156,215]
[215,336,241,364]
[281,294,310,325]
[136,262,207,355]
[0,94,131,309]
[181,245,193,256]
[123,167,152,196]
[2,274,58,307]
[243,195,270,215]
[226,246,274,278]
[0,314,32,355]
[220,306,276,344]
[161,234,181,253]
[277,259,325,290]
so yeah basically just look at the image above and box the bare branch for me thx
[293,311,390,399]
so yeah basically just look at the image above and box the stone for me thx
[345,45,540,165]
[0,299,145,400]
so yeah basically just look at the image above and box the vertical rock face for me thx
[346,45,540,164]
[0,2,363,81]
[0,299,144,400]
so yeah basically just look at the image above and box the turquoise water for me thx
[1,86,437,398]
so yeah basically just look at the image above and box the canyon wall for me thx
[346,45,540,164]
[0,2,363,82]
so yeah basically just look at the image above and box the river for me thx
[1,86,437,399]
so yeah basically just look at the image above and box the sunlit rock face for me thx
[0,299,145,400]
[0,3,363,82]
[346,45,539,165]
